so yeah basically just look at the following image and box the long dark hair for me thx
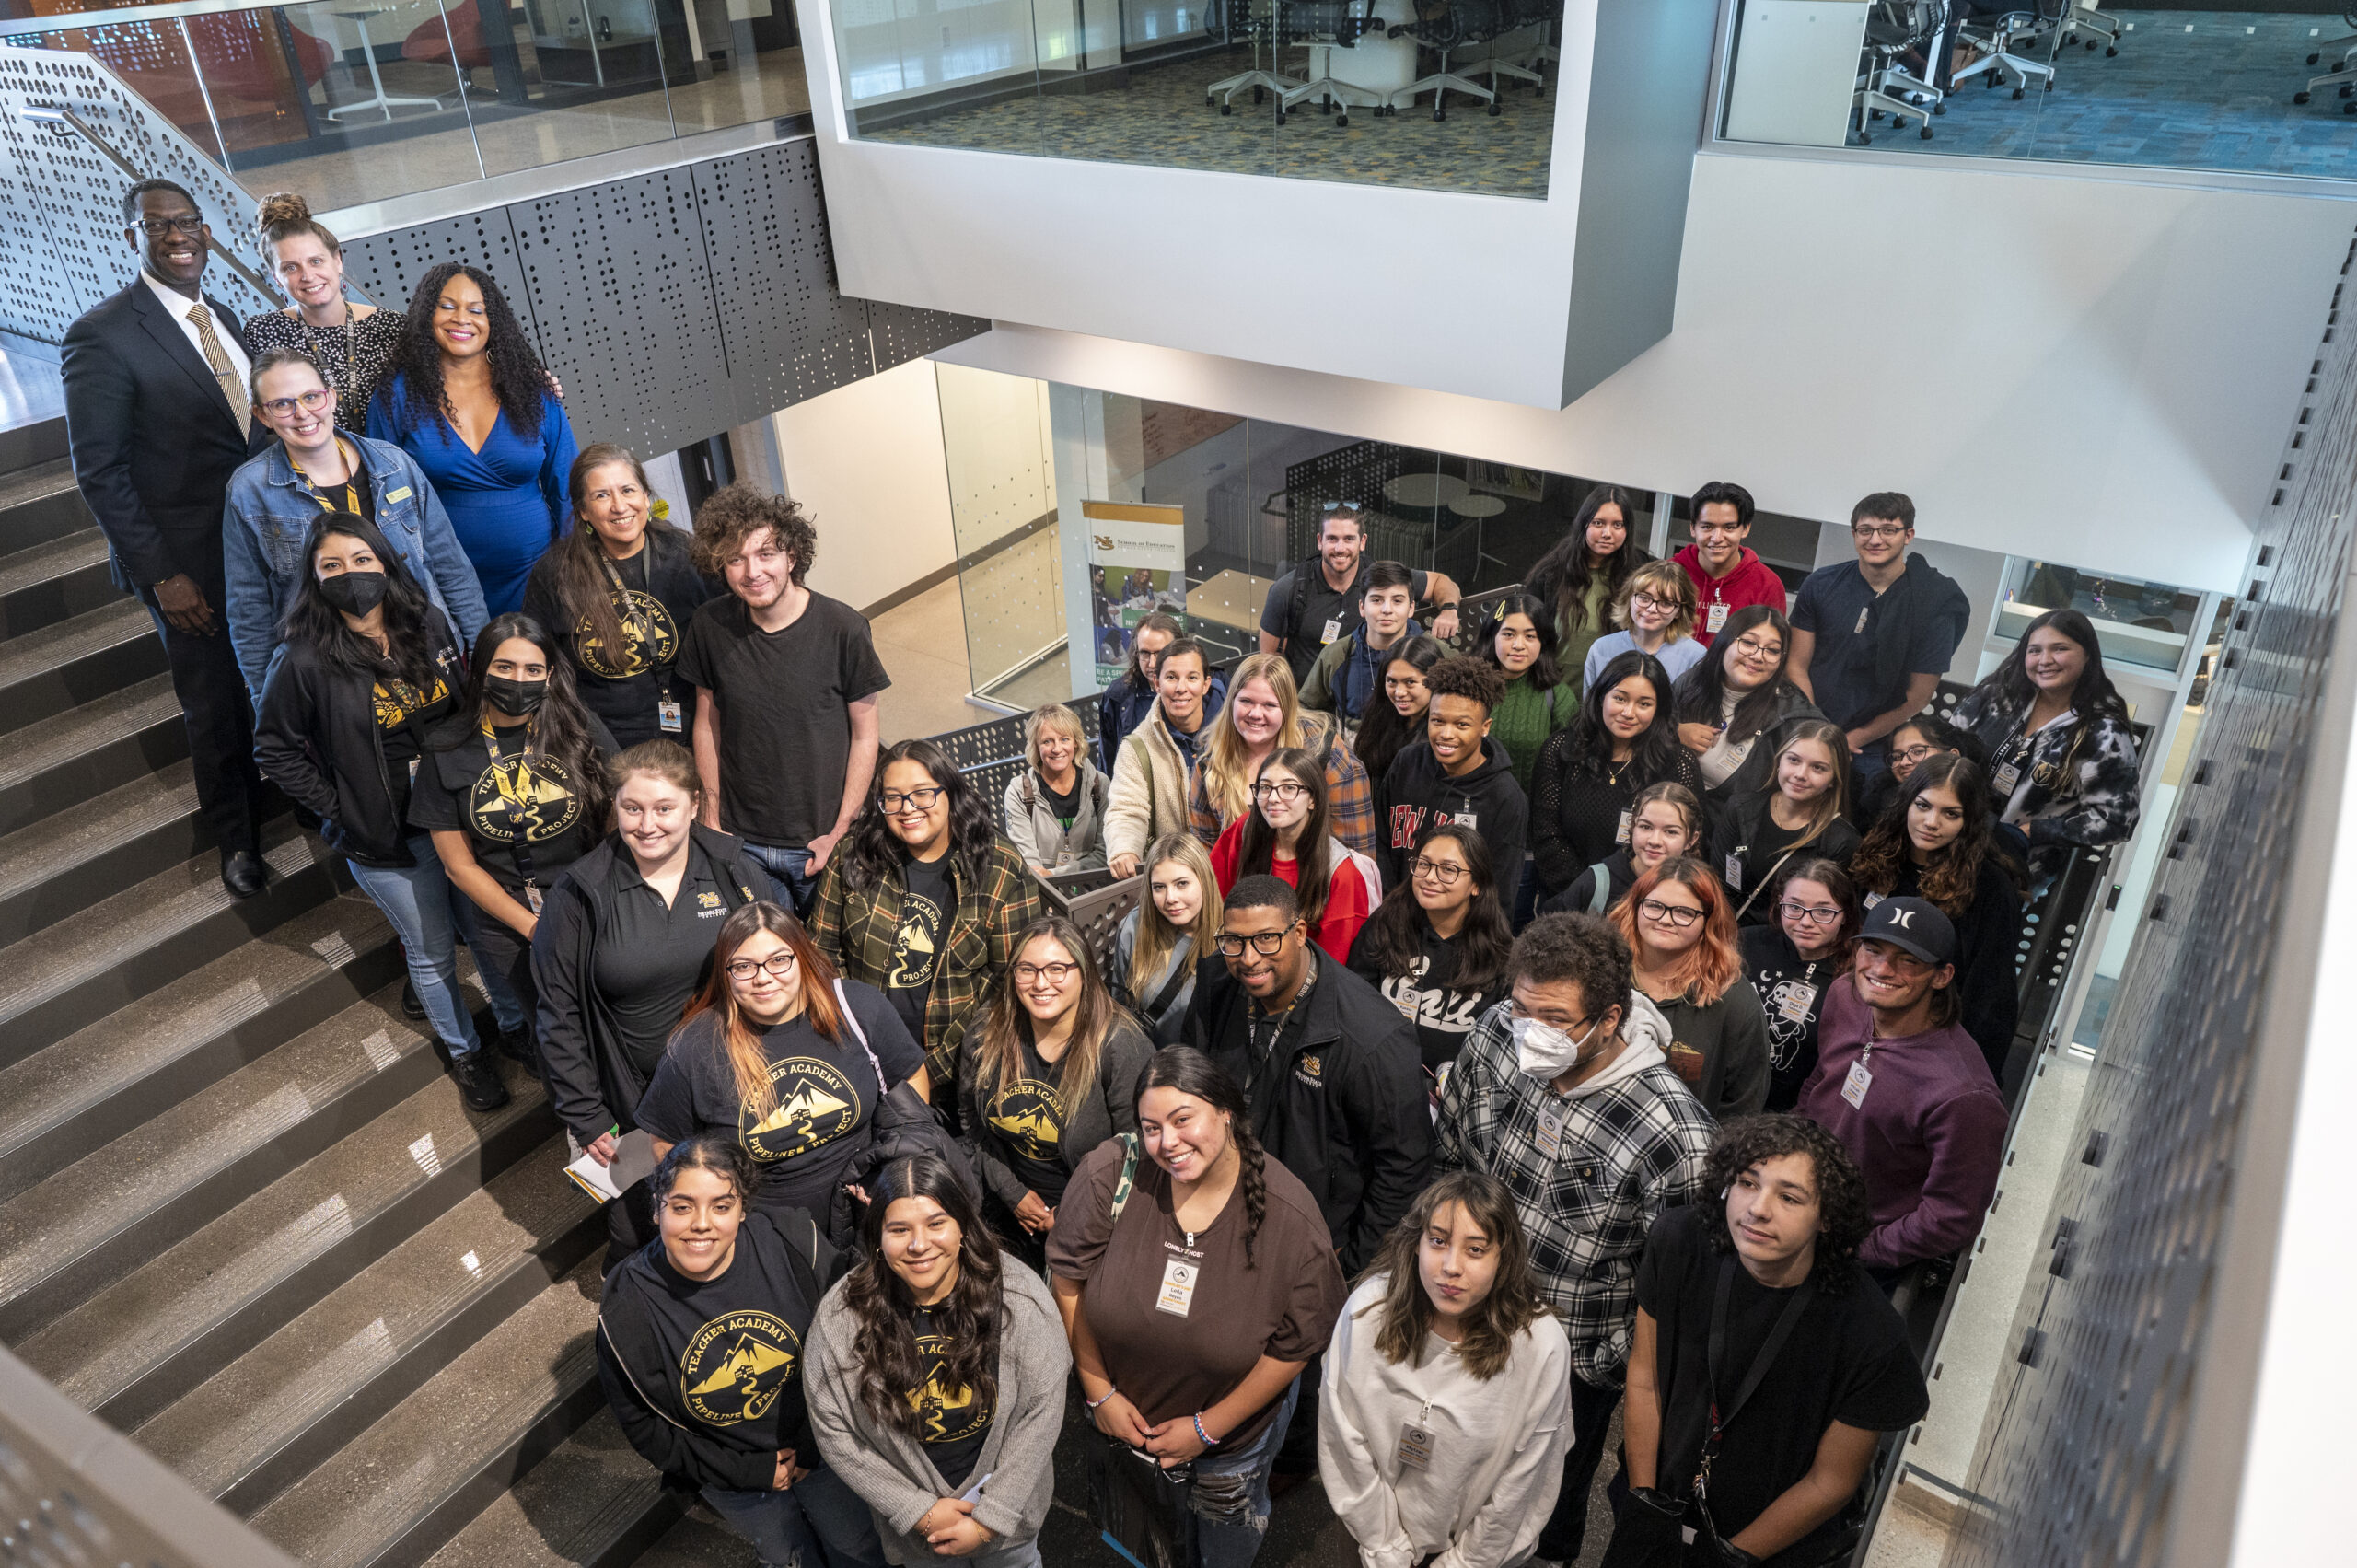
[1675,604,1805,746]
[376,262,551,440]
[1966,607,2129,748]
[441,612,612,825]
[1236,748,1338,928]
[842,738,997,892]
[841,1156,1004,1440]
[1351,633,1446,784]
[1352,822,1511,993]
[976,916,1119,1107]
[1357,1171,1548,1379]
[1479,590,1564,691]
[1562,649,1684,783]
[1848,752,1995,917]
[1525,485,1648,640]
[676,902,844,1121]
[1770,856,1862,967]
[544,444,683,672]
[279,511,445,691]
[1136,1048,1269,1265]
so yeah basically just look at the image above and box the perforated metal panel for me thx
[1946,223,2357,1568]
[868,297,991,374]
[338,207,533,330]
[696,138,870,417]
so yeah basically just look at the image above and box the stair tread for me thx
[135,1134,598,1498]
[633,1510,755,1567]
[0,527,110,597]
[0,672,180,791]
[0,759,198,907]
[250,1254,607,1568]
[417,1410,668,1568]
[0,819,325,1031]
[14,1019,541,1414]
[0,457,75,516]
[0,891,392,1167]
[0,594,151,687]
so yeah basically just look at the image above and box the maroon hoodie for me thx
[1674,543,1789,646]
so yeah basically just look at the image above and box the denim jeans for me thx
[1186,1379,1298,1568]
[452,897,531,1039]
[702,1461,888,1568]
[744,842,818,917]
[346,833,481,1059]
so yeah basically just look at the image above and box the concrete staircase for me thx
[0,422,747,1567]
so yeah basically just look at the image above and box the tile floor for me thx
[867,576,991,743]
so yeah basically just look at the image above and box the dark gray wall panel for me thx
[506,168,731,461]
[695,139,871,423]
[338,210,533,340]
[868,299,991,374]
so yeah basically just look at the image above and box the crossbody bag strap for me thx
[832,977,888,1093]
[1732,843,1805,922]
[1142,937,1195,1018]
[1699,1255,1818,1501]
[1109,1132,1140,1224]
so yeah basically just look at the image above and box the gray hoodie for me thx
[805,1261,1072,1562]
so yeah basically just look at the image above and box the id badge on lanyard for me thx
[658,687,683,734]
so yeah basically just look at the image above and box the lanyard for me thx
[1699,1256,1817,1501]
[290,437,364,517]
[596,545,674,695]
[1246,968,1314,1090]
[482,720,542,886]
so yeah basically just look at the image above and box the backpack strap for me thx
[1109,1132,1141,1224]
[833,978,889,1093]
[1586,863,1612,914]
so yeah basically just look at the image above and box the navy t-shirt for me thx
[1789,563,1964,731]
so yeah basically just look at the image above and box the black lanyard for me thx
[1698,1256,1818,1503]
[482,722,541,886]
[597,545,675,699]
[1245,968,1313,1091]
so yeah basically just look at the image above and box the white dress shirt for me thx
[142,268,252,389]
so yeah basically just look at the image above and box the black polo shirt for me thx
[594,848,738,1076]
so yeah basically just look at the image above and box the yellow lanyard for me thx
[290,437,364,517]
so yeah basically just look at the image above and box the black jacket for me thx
[1542,847,1639,917]
[1707,791,1863,924]
[1181,948,1432,1274]
[530,823,769,1145]
[61,279,258,593]
[1377,738,1529,889]
[1881,857,2023,1080]
[252,615,465,866]
[520,526,718,749]
[1680,683,1824,810]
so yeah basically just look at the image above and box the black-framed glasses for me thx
[1251,780,1309,803]
[1729,635,1782,660]
[724,951,797,981]
[1893,743,1937,765]
[1637,899,1704,929]
[1215,928,1294,957]
[1408,856,1466,885]
[260,389,331,418]
[1508,1000,1598,1034]
[1629,592,1672,611]
[134,215,205,237]
[1852,524,1909,540]
[1777,900,1843,926]
[1014,960,1080,984]
[878,785,945,812]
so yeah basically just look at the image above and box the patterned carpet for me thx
[1857,10,2357,179]
[862,44,1557,199]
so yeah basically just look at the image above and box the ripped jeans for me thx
[1185,1380,1299,1568]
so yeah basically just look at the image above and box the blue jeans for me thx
[702,1461,888,1568]
[453,897,530,1037]
[346,833,481,1059]
[1186,1380,1298,1568]
[744,842,818,917]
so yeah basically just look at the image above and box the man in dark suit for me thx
[63,179,270,898]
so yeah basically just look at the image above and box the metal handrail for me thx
[1,0,303,41]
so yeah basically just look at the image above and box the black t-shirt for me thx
[1738,924,1838,1113]
[408,716,617,898]
[635,983,926,1222]
[1041,777,1082,832]
[673,592,891,848]
[373,665,458,830]
[1348,919,1506,1073]
[980,1033,1074,1203]
[885,853,953,1044]
[593,850,740,1077]
[290,441,376,525]
[624,1211,829,1458]
[1258,558,1432,685]
[1636,1206,1927,1567]
[909,1305,995,1488]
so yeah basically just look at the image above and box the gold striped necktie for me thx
[184,299,251,440]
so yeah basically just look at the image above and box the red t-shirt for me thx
[1674,544,1789,647]
[1210,817,1376,963]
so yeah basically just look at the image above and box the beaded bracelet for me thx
[1192,1412,1221,1447]
[1086,1387,1120,1411]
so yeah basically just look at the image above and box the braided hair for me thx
[1136,1047,1268,1265]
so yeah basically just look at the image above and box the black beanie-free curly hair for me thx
[691,482,819,587]
[1702,1113,1875,1291]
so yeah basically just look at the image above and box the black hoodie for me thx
[1541,847,1640,918]
[1377,738,1529,889]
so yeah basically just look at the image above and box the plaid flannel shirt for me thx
[1434,999,1716,1388]
[1185,709,1379,857]
[807,839,1044,1090]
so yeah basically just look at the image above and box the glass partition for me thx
[1993,556,2200,673]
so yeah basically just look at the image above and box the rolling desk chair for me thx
[1854,0,1946,142]
[1205,0,1302,113]
[1386,0,1504,121]
[1464,0,1550,97]
[2056,2,2119,55]
[2294,7,2357,110]
[1274,0,1385,125]
[1952,2,2057,99]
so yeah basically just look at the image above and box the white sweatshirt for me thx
[1318,1275,1574,1568]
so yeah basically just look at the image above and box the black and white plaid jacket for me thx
[1434,996,1715,1388]
[1952,691,2142,851]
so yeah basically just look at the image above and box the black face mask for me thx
[485,674,549,717]
[317,568,388,617]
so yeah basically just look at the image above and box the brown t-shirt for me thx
[1047,1137,1346,1449]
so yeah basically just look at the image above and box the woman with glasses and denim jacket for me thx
[1607,857,1770,1122]
[1737,858,1862,1112]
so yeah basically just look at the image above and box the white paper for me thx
[564,1148,622,1202]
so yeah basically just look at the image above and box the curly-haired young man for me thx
[1379,652,1527,886]
[674,483,889,913]
[1606,1114,1930,1568]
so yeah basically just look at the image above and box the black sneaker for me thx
[494,1025,541,1078]
[401,981,425,1019]
[453,1052,512,1111]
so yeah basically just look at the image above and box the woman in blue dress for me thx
[368,264,578,614]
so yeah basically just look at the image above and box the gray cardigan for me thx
[805,1262,1072,1562]
[1001,762,1110,872]
[956,1014,1155,1212]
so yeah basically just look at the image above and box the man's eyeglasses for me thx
[1408,857,1466,885]
[1637,899,1704,929]
[1777,900,1844,926]
[1729,635,1782,661]
[1852,524,1910,540]
[134,215,205,237]
[1215,928,1294,958]
[878,785,945,812]
[260,389,331,418]
[1252,780,1309,804]
[1014,960,1079,984]
[724,951,797,981]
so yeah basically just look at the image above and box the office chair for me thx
[1204,0,1301,114]
[1853,0,1947,141]
[1273,0,1384,125]
[1951,1,2057,100]
[1463,0,1553,98]
[2294,7,2357,110]
[2057,2,2119,55]
[1385,0,1504,121]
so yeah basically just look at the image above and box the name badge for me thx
[1854,606,1871,635]
[407,756,419,782]
[385,486,413,503]
[1723,853,1743,891]
[1992,762,2021,796]
[524,882,544,915]
[1863,891,1885,911]
[1841,1060,1873,1109]
[1777,982,1818,1024]
[1615,808,1632,845]
[1320,616,1344,646]
[1534,1102,1567,1160]
[1706,601,1729,633]
[658,699,684,734]
[1155,1255,1199,1318]
[1395,1423,1436,1472]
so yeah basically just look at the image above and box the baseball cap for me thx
[1860,897,1956,966]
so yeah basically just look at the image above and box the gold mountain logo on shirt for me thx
[680,1310,801,1426]
[909,1335,991,1444]
[742,1057,862,1161]
[372,673,448,731]
[1666,1040,1705,1085]
[576,588,679,679]
[467,752,581,842]
[986,1077,1067,1161]
[888,890,945,989]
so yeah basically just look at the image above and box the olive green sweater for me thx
[1490,671,1576,795]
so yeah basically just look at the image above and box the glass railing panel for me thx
[461,0,680,175]
[658,0,810,134]
[1993,556,2200,674]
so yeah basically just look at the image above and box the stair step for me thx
[632,1510,756,1567]
[249,1254,610,1568]
[0,528,119,641]
[417,1410,678,1568]
[13,1021,547,1429]
[0,597,168,736]
[0,976,517,1343]
[134,1135,601,1515]
[0,457,90,555]
[0,672,188,837]
[0,760,207,947]
[0,819,337,1069]
[0,891,400,1207]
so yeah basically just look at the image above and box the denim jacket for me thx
[222,432,490,710]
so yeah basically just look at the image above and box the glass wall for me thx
[833,0,1564,199]
[1720,0,2357,181]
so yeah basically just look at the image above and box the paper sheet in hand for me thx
[563,1129,657,1203]
[563,1148,622,1202]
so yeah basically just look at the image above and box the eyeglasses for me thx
[1893,743,1938,765]
[1852,524,1910,540]
[1215,928,1295,957]
[1014,960,1080,984]
[1252,780,1309,803]
[1408,856,1467,884]
[1637,899,1704,929]
[1508,1001,1597,1033]
[1630,592,1674,612]
[877,785,945,812]
[1730,635,1782,661]
[724,951,797,981]
[134,215,205,237]
[260,389,331,418]
[1777,900,1844,926]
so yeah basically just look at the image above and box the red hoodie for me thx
[1674,543,1788,646]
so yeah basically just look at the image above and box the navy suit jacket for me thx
[61,278,256,593]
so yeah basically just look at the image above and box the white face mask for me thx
[1512,1012,1603,1080]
